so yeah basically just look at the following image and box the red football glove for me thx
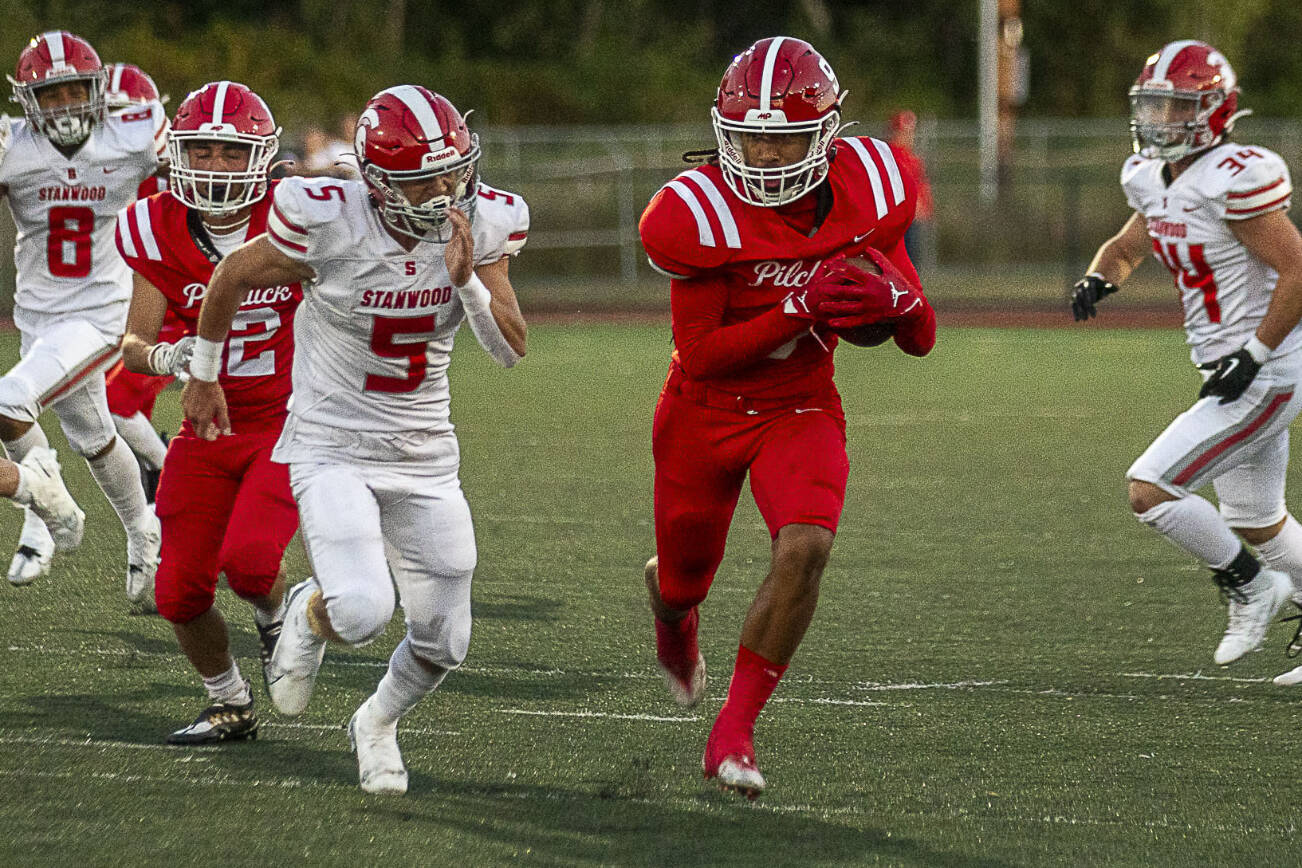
[818,248,926,328]
[781,258,876,322]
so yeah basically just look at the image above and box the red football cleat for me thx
[655,608,706,707]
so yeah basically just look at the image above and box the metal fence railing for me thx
[4,118,1301,314]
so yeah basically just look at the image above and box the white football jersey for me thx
[1122,141,1297,365]
[0,102,166,334]
[266,175,529,460]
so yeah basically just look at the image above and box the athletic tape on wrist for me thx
[1245,336,1271,365]
[189,337,223,382]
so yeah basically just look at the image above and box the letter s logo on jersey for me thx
[182,282,207,308]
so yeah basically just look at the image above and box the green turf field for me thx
[1,323,1298,867]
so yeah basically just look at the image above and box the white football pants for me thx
[1128,345,1302,528]
[289,458,476,669]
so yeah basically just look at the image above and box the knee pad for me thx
[407,604,472,669]
[326,584,395,646]
[0,375,42,425]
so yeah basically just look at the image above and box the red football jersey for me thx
[639,135,925,399]
[115,182,302,431]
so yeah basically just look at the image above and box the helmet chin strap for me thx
[1225,108,1253,134]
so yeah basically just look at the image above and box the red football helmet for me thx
[711,36,843,206]
[104,62,161,112]
[1130,40,1241,161]
[7,30,106,147]
[168,81,280,215]
[354,85,481,242]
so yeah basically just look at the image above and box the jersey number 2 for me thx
[366,314,435,393]
[1152,239,1221,323]
[47,206,93,278]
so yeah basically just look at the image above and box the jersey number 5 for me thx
[366,314,435,393]
[47,206,93,278]
[1152,239,1221,323]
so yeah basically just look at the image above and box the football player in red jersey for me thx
[116,81,302,744]
[101,61,174,500]
[638,36,936,798]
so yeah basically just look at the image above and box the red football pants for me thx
[652,385,849,611]
[154,427,300,624]
[104,360,173,419]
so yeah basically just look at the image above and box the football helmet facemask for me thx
[354,85,481,243]
[1130,40,1242,162]
[168,81,280,216]
[8,31,106,147]
[711,36,843,207]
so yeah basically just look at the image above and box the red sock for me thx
[713,644,788,746]
[654,607,699,681]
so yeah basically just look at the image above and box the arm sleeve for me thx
[670,275,809,379]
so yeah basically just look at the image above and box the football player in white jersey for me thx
[1071,41,1302,671]
[0,31,166,603]
[183,85,527,794]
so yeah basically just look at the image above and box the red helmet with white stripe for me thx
[354,85,481,242]
[1130,40,1241,161]
[712,36,843,207]
[168,81,281,216]
[104,62,160,112]
[7,30,106,147]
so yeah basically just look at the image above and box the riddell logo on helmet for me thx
[422,147,459,167]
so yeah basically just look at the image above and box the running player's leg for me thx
[703,409,848,796]
[1128,375,1302,663]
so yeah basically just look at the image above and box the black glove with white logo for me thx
[1199,343,1267,404]
[1070,274,1119,321]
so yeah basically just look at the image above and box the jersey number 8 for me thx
[47,206,94,279]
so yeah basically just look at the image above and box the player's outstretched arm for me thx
[183,236,315,440]
[1072,212,1150,321]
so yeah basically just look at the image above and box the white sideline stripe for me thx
[499,709,699,723]
[0,766,336,792]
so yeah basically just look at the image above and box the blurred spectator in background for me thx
[887,110,933,270]
[298,113,358,178]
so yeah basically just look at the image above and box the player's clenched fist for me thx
[1070,273,1119,321]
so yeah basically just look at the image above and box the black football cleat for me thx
[167,696,258,745]
[256,616,284,691]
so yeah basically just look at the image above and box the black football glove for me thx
[1198,347,1262,404]
[1070,274,1119,321]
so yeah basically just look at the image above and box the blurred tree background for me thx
[0,0,1298,133]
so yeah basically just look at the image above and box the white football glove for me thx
[147,335,197,380]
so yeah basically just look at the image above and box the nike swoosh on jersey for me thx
[852,229,876,244]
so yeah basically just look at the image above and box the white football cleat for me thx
[17,447,84,552]
[348,696,408,795]
[7,508,54,586]
[714,755,766,800]
[1214,568,1292,665]
[125,512,161,614]
[1274,664,1302,686]
[267,578,327,716]
[659,652,707,708]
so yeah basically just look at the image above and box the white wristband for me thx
[189,337,223,382]
[1244,336,1271,365]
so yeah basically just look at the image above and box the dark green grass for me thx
[1,325,1299,867]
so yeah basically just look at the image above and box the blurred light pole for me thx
[979,0,1026,205]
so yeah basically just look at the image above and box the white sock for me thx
[2,424,49,463]
[372,636,448,726]
[1254,514,1302,592]
[201,660,250,706]
[1137,496,1241,569]
[85,437,151,533]
[112,413,167,471]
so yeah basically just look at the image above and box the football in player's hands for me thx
[828,254,895,347]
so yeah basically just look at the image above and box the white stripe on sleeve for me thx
[680,173,741,249]
[666,181,717,248]
[132,199,162,261]
[870,138,906,206]
[116,209,138,259]
[843,138,888,219]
